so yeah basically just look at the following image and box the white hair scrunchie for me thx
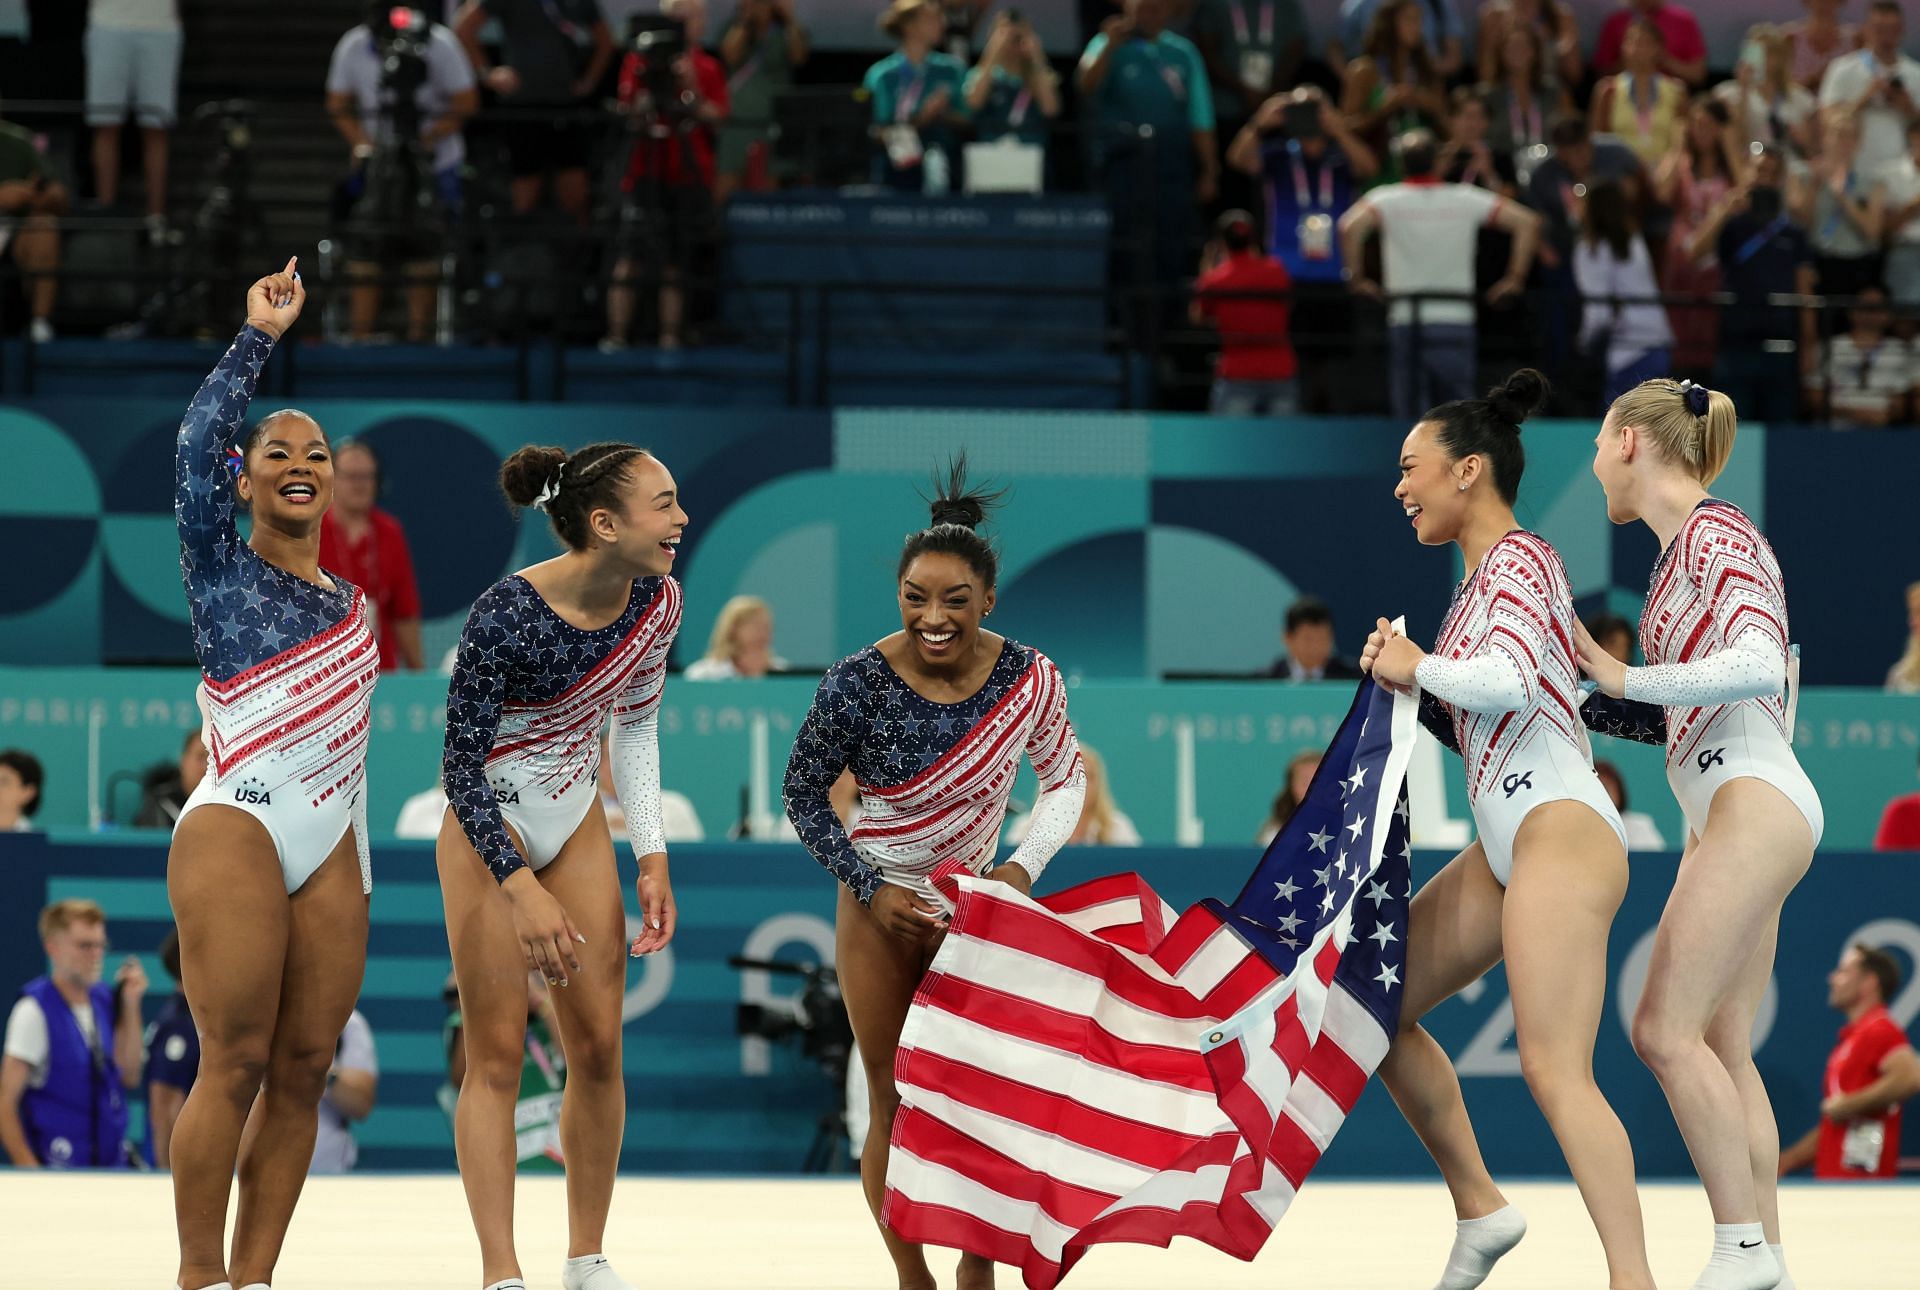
[531,468,564,513]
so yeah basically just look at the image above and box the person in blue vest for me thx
[0,899,145,1168]
[1077,0,1220,305]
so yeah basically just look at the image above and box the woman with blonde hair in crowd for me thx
[1654,97,1746,373]
[1481,20,1571,183]
[685,595,787,680]
[1005,744,1139,846]
[1887,581,1920,693]
[1715,24,1818,158]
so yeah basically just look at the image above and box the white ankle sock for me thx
[1433,1205,1528,1290]
[562,1253,639,1290]
[1691,1223,1779,1290]
[1768,1244,1796,1290]
[482,1281,527,1290]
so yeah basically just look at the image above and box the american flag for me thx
[884,680,1416,1288]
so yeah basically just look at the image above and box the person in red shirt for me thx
[1593,0,1707,86]
[317,440,424,671]
[1191,209,1298,415]
[1874,752,1920,850]
[604,0,730,352]
[1780,943,1920,1179]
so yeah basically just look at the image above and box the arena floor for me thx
[5,1173,1908,1288]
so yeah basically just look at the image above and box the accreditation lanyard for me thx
[1007,83,1033,127]
[1508,92,1542,149]
[895,61,930,123]
[1289,145,1334,211]
[1228,0,1274,48]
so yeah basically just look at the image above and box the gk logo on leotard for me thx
[1501,771,1533,798]
[1696,747,1727,773]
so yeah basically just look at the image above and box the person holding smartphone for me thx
[964,9,1059,146]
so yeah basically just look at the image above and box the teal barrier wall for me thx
[3,670,1915,853]
[3,836,1914,1177]
[4,397,1913,684]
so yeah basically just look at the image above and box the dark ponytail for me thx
[1425,368,1549,505]
[501,440,653,551]
[897,455,1006,587]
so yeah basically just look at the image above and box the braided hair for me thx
[500,441,654,551]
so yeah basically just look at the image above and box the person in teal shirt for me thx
[1078,0,1220,298]
[964,11,1060,147]
[865,0,971,191]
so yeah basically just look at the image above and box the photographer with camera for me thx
[964,9,1059,147]
[603,0,728,352]
[716,0,809,203]
[327,3,479,342]
[0,112,69,345]
[453,0,615,230]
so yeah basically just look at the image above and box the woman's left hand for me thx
[631,855,677,956]
[1372,633,1427,689]
[986,862,1033,897]
[1573,619,1629,698]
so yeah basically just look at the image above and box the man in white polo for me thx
[1339,128,1542,418]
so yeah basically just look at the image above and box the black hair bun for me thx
[500,444,568,508]
[924,454,1003,532]
[1486,368,1550,431]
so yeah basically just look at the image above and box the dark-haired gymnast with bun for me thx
[438,442,685,1290]
[783,461,1087,1290]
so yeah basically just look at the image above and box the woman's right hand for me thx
[1360,616,1395,685]
[870,883,946,942]
[502,868,586,987]
[244,257,305,340]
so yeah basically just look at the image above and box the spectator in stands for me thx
[1807,285,1914,426]
[1481,19,1573,186]
[1338,0,1464,82]
[965,10,1061,147]
[1818,0,1920,181]
[309,1010,378,1174]
[1575,180,1677,404]
[144,929,197,1171]
[1191,209,1298,415]
[85,0,180,242]
[318,440,425,670]
[134,728,206,828]
[1266,595,1362,680]
[1593,0,1707,88]
[1808,110,1888,304]
[1873,751,1920,848]
[1340,0,1447,190]
[0,900,143,1168]
[1880,122,1920,313]
[1227,87,1374,412]
[715,0,809,203]
[604,0,728,351]
[1717,24,1819,159]
[395,779,449,838]
[1006,745,1139,846]
[1887,581,1920,694]
[867,0,971,193]
[1654,97,1745,373]
[1340,128,1542,417]
[1078,0,1217,297]
[327,3,479,344]
[439,970,567,1170]
[685,594,786,679]
[1257,748,1321,844]
[1785,0,1861,94]
[1779,942,1920,1178]
[0,114,68,345]
[1590,20,1690,168]
[1439,89,1516,195]
[1684,145,1818,422]
[1592,759,1667,850]
[0,747,43,831]
[1190,0,1307,193]
[1474,0,1582,92]
[1527,117,1643,371]
[452,0,615,230]
[1585,612,1637,664]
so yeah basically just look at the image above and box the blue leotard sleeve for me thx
[176,326,273,599]
[442,584,529,884]
[1418,690,1460,754]
[783,661,886,906]
[1579,691,1669,745]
